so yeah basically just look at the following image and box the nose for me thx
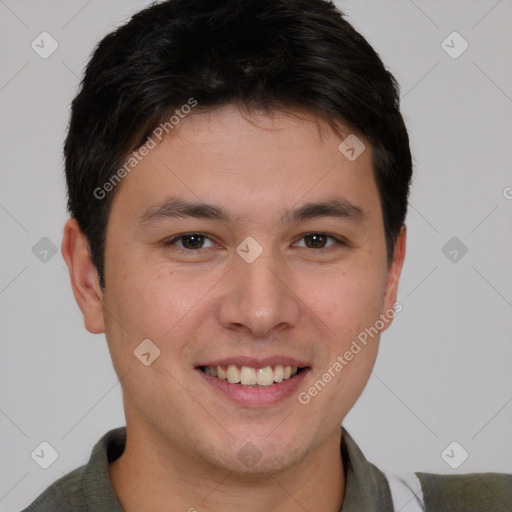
[216,246,301,339]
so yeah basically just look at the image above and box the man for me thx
[23,0,511,510]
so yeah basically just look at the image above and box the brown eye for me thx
[304,233,328,249]
[164,234,215,251]
[296,233,344,251]
[178,234,206,249]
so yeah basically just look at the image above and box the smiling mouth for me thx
[199,364,306,387]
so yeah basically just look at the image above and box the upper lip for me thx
[197,356,309,368]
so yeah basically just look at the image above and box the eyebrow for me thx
[138,196,366,226]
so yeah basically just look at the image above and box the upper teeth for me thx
[203,364,298,387]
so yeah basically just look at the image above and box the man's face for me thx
[96,105,404,472]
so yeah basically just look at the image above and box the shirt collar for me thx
[77,427,125,510]
[78,426,392,511]
[340,426,394,511]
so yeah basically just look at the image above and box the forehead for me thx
[108,105,381,227]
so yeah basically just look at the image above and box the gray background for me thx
[1,0,511,509]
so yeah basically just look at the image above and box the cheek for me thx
[106,261,220,351]
[302,264,386,337]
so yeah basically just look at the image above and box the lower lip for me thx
[197,368,310,407]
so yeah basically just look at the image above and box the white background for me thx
[1,0,511,510]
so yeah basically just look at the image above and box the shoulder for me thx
[20,466,85,511]
[416,471,512,511]
[20,427,126,512]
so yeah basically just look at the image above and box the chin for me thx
[197,427,313,475]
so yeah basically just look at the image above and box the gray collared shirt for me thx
[21,427,512,511]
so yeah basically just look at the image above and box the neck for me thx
[109,421,345,512]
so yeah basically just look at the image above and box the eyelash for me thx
[163,232,347,255]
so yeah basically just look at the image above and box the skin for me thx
[62,104,406,512]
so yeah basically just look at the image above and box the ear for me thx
[61,218,105,334]
[381,225,406,331]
